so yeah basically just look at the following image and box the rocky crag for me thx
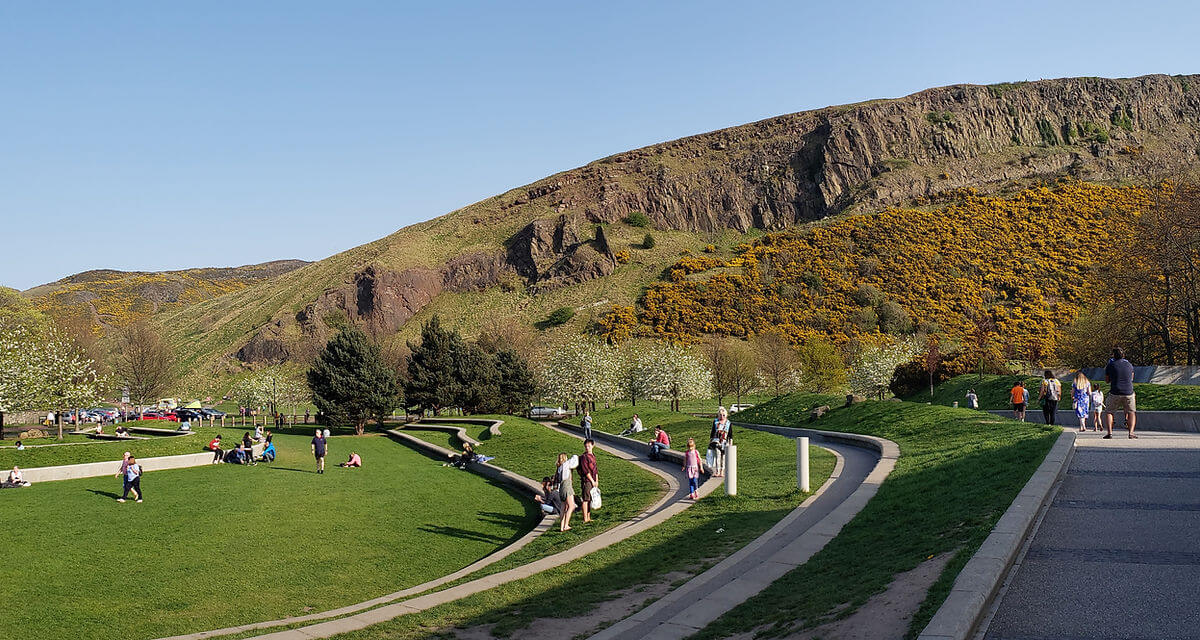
[38,74,1200,374]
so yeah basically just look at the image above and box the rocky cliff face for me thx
[235,74,1200,363]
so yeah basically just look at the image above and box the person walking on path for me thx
[554,452,579,532]
[118,456,143,503]
[579,439,598,523]
[966,389,979,410]
[650,425,671,460]
[1070,372,1092,432]
[1090,383,1105,431]
[311,428,328,473]
[582,411,592,441]
[683,438,702,500]
[1039,371,1062,425]
[1104,347,1138,439]
[1010,380,1027,422]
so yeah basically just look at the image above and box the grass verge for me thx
[691,398,1058,639]
[922,373,1200,411]
[281,411,835,640]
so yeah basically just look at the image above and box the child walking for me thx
[683,438,702,500]
[1071,371,1092,432]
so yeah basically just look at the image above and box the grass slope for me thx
[692,398,1058,639]
[923,374,1200,411]
[0,423,254,469]
[248,411,835,640]
[0,432,537,640]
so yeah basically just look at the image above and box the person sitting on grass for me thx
[15,440,25,451]
[114,425,130,437]
[259,441,276,463]
[229,442,250,465]
[534,476,560,514]
[447,442,479,469]
[4,466,31,488]
[339,452,362,468]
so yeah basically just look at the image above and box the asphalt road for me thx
[982,432,1200,640]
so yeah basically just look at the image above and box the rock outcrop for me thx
[228,74,1200,363]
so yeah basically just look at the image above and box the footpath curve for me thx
[227,419,720,640]
[589,422,898,640]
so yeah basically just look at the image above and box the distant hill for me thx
[23,260,309,332]
[27,73,1200,392]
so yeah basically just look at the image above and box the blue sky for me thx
[1,1,1194,290]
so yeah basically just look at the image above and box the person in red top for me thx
[208,435,225,464]
[650,425,671,460]
[579,439,599,523]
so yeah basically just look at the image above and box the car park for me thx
[139,410,179,421]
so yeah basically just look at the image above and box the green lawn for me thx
[0,431,538,640]
[290,409,836,640]
[922,373,1200,411]
[0,423,364,470]
[400,416,665,574]
[691,397,1059,639]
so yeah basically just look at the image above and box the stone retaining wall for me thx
[18,443,265,484]
[985,409,1200,432]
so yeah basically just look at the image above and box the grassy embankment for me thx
[225,411,834,640]
[920,373,1200,411]
[0,431,537,640]
[691,397,1058,640]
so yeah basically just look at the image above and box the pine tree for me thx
[405,316,463,414]
[494,348,537,414]
[307,326,400,434]
[454,343,501,414]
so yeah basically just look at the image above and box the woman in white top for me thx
[6,466,30,487]
[1090,384,1105,432]
[710,407,731,477]
[554,452,579,532]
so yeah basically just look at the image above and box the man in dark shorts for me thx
[1104,347,1137,439]
[579,439,598,523]
[311,428,328,473]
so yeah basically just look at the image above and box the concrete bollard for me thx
[797,436,810,492]
[725,444,738,496]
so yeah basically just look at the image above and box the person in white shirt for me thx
[553,453,579,532]
[1090,384,1105,432]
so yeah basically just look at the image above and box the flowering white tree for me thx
[232,367,307,416]
[540,335,621,413]
[637,341,714,412]
[0,324,41,437]
[850,337,922,399]
[37,328,106,439]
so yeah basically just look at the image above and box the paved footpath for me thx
[590,429,886,640]
[981,432,1200,640]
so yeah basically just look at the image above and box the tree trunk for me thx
[0,412,5,440]
[355,420,365,436]
[57,409,63,440]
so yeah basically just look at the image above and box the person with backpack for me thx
[1039,371,1061,425]
[118,456,143,503]
[683,438,702,500]
[965,389,979,410]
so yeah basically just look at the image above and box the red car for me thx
[138,410,179,422]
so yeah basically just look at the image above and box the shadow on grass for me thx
[265,466,315,474]
[478,511,528,526]
[419,524,513,545]
[86,489,121,499]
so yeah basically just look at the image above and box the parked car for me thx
[528,406,567,420]
[174,408,205,422]
[199,408,226,418]
[91,407,119,420]
[139,410,179,422]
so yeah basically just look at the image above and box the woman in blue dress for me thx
[1071,371,1092,432]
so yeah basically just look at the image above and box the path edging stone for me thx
[916,429,1077,640]
[18,443,264,484]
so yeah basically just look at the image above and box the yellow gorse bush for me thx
[634,181,1152,360]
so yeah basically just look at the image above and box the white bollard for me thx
[725,444,738,496]
[797,436,810,492]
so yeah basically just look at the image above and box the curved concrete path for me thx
[221,421,720,640]
[978,431,1200,640]
[589,423,896,640]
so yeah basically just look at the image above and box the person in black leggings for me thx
[119,456,143,503]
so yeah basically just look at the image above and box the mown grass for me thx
[923,373,1200,411]
[262,410,836,640]
[400,415,664,573]
[0,432,536,640]
[692,398,1058,639]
